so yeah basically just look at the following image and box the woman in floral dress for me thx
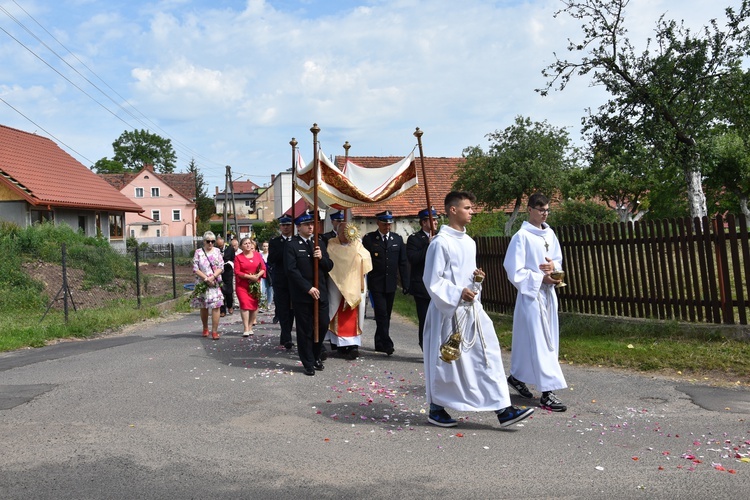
[234,237,266,336]
[191,231,224,339]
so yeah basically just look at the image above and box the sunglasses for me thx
[205,240,216,244]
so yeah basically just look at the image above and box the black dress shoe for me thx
[272,316,279,324]
[385,347,394,356]
[303,368,315,376]
[313,360,324,371]
[319,350,328,361]
[284,341,294,350]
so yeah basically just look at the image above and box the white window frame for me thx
[151,187,160,197]
[172,209,181,221]
[134,187,144,198]
[152,210,160,222]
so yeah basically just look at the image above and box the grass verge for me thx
[393,293,750,385]
[0,295,183,352]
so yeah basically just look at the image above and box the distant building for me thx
[100,164,197,239]
[214,180,261,219]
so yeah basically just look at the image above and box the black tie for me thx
[306,239,312,252]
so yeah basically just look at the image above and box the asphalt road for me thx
[1,306,749,499]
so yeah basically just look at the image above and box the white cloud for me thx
[0,0,738,189]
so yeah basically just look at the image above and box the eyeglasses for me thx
[531,208,551,215]
[205,240,215,244]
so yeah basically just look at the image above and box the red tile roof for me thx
[225,180,260,194]
[282,197,311,218]
[335,156,465,218]
[0,125,143,212]
[100,165,196,202]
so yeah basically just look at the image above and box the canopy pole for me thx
[290,138,298,223]
[310,123,321,342]
[342,141,351,222]
[414,127,435,236]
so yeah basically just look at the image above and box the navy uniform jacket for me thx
[267,235,291,290]
[321,230,337,242]
[406,230,431,300]
[284,235,334,305]
[362,230,409,293]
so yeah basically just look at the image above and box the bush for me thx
[467,212,505,237]
[0,221,136,308]
[548,199,618,227]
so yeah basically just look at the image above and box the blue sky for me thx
[0,0,735,194]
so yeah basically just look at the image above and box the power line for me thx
[0,2,226,171]
[0,96,95,164]
[0,24,134,129]
[8,0,222,168]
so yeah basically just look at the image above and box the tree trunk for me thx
[504,197,523,236]
[685,155,707,219]
[740,195,750,227]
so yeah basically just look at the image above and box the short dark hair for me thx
[528,192,549,208]
[444,190,476,210]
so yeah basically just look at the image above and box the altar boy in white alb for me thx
[503,192,568,412]
[422,190,534,428]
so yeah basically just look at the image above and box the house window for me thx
[78,216,86,233]
[245,200,251,206]
[135,187,144,198]
[152,210,160,221]
[156,229,161,237]
[109,214,124,239]
[151,187,160,197]
[31,210,53,223]
[172,209,181,221]
[130,229,135,237]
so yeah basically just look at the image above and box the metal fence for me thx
[37,243,192,322]
[477,214,750,326]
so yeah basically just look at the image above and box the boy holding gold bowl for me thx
[503,192,568,412]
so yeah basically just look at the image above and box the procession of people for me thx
[191,191,566,428]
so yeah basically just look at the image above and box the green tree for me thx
[705,131,750,222]
[706,68,750,222]
[186,158,215,233]
[548,199,619,227]
[111,129,177,173]
[571,128,657,222]
[252,220,279,246]
[540,0,750,220]
[454,115,575,235]
[91,157,125,174]
[465,212,506,238]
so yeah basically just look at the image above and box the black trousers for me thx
[274,285,294,345]
[414,295,431,350]
[293,300,329,370]
[370,290,395,352]
[219,270,233,313]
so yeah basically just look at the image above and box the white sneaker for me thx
[243,330,254,337]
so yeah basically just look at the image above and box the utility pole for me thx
[223,165,230,238]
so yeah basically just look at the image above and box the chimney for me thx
[271,174,276,184]
[144,164,155,172]
[215,186,219,195]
